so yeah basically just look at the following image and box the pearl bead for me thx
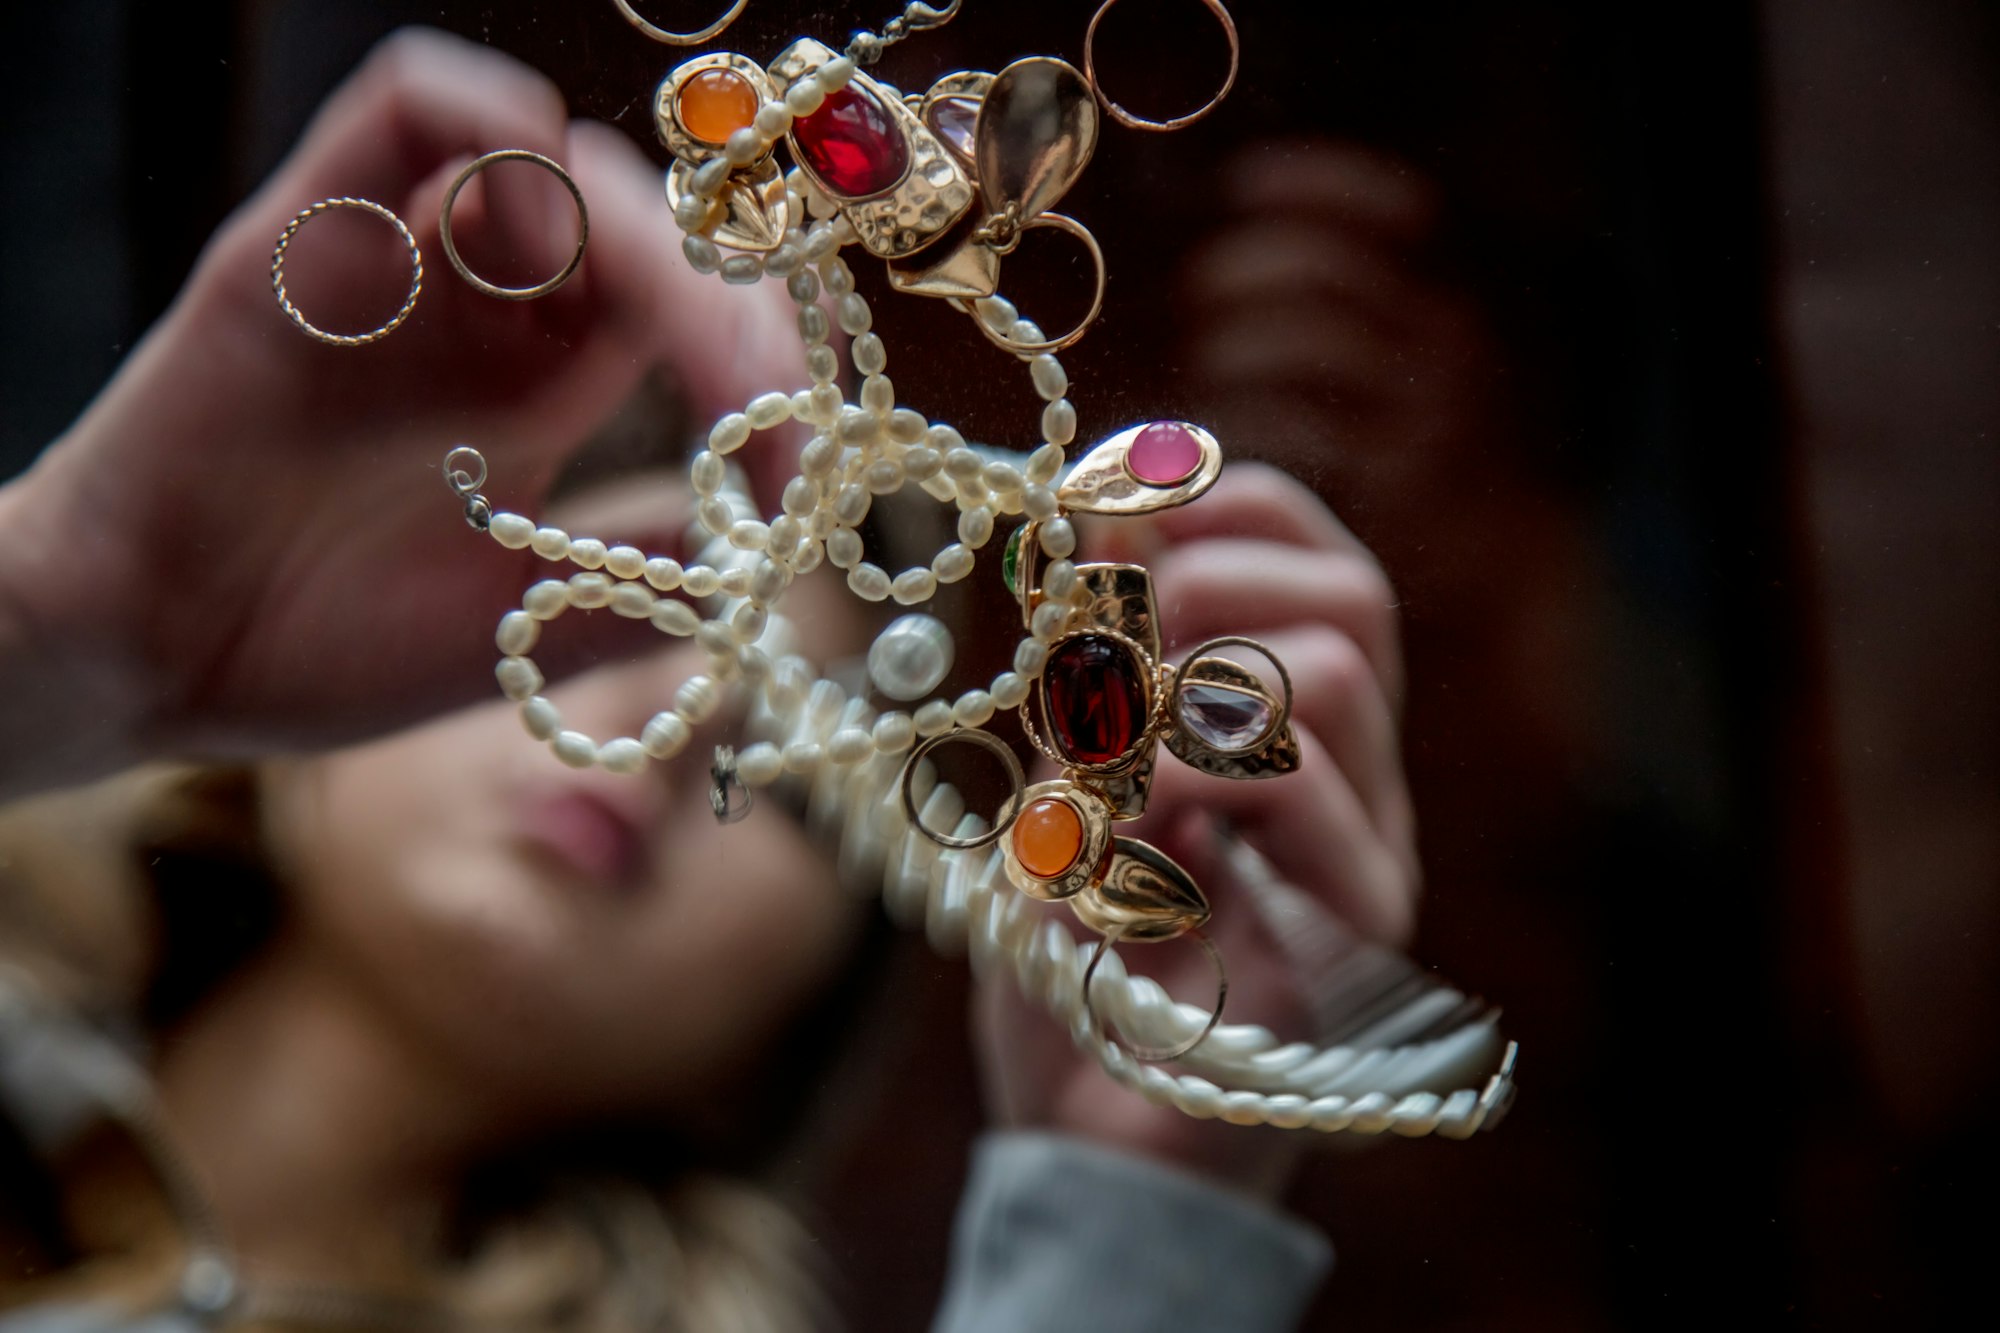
[524,580,569,620]
[609,583,656,618]
[521,696,561,740]
[860,374,894,414]
[853,331,887,374]
[944,447,983,481]
[566,538,607,570]
[975,295,1017,335]
[644,558,684,591]
[958,506,994,547]
[865,460,904,494]
[496,611,539,656]
[914,700,955,736]
[1031,600,1071,641]
[681,565,721,597]
[747,391,792,430]
[734,743,782,786]
[732,604,767,642]
[1027,442,1065,485]
[834,482,872,525]
[710,413,752,453]
[497,657,544,701]
[828,728,875,765]
[606,545,646,579]
[641,712,691,760]
[991,671,1030,710]
[720,255,764,285]
[697,497,734,535]
[807,344,838,383]
[887,408,927,443]
[932,543,974,583]
[552,731,597,769]
[837,293,872,335]
[797,302,829,344]
[891,568,938,605]
[488,513,535,549]
[820,257,855,295]
[754,100,793,137]
[782,476,816,516]
[724,126,764,166]
[531,527,571,560]
[819,56,856,89]
[867,613,954,701]
[598,738,647,775]
[1023,485,1059,522]
[1030,354,1068,401]
[1039,517,1077,558]
[903,446,942,481]
[783,741,824,773]
[728,519,770,550]
[952,689,995,728]
[1043,559,1079,600]
[675,675,720,723]
[827,526,863,569]
[682,235,721,274]
[785,76,825,116]
[873,712,916,753]
[567,572,612,609]
[1042,398,1078,446]
[651,600,699,636]
[697,621,736,659]
[691,451,726,497]
[751,557,790,604]
[982,461,1024,493]
[1015,639,1049,677]
[847,562,891,601]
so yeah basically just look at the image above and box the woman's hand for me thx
[972,464,1418,1198]
[0,28,797,798]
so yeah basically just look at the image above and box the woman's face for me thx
[261,472,872,1124]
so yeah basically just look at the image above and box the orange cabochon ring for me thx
[678,69,760,145]
[1013,797,1085,879]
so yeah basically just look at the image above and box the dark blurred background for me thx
[3,2,1994,1328]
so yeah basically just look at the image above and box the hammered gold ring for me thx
[270,197,422,347]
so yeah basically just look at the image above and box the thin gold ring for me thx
[901,728,1027,850]
[1084,0,1240,133]
[1082,924,1229,1063]
[949,214,1106,356]
[610,0,748,46]
[439,150,590,301]
[270,197,422,346]
[1168,635,1294,757]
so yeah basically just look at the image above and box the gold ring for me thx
[1168,636,1294,757]
[270,197,422,346]
[1082,924,1229,1063]
[901,728,1027,850]
[438,150,590,301]
[949,214,1106,356]
[610,0,748,46]
[1084,0,1240,133]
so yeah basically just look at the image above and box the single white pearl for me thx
[932,543,975,583]
[720,565,755,599]
[751,557,791,604]
[953,689,996,728]
[675,675,720,723]
[1043,559,1079,600]
[719,255,764,285]
[958,506,995,547]
[609,583,656,619]
[606,545,646,579]
[732,604,767,643]
[524,580,569,620]
[737,742,785,786]
[785,75,826,117]
[566,572,613,609]
[828,728,875,765]
[598,737,647,775]
[827,526,864,569]
[852,331,887,374]
[818,56,857,89]
[873,711,917,753]
[1027,442,1066,485]
[1030,354,1068,402]
[496,611,539,656]
[644,557,684,591]
[567,538,608,570]
[837,293,872,335]
[891,568,938,605]
[552,730,597,769]
[696,621,737,659]
[682,235,721,274]
[1041,398,1078,447]
[729,519,771,550]
[697,497,734,535]
[820,256,855,295]
[866,459,904,494]
[651,600,699,636]
[783,741,824,773]
[834,482,872,526]
[914,699,955,736]
[867,613,955,701]
[990,671,1030,710]
[531,527,571,560]
[1023,485,1059,522]
[766,242,803,277]
[690,156,730,198]
[1039,517,1077,558]
[887,408,927,443]
[709,414,752,454]
[520,696,561,740]
[797,302,829,344]
[782,475,817,516]
[904,446,942,481]
[641,712,691,760]
[497,657,543,701]
[724,126,764,166]
[975,295,1017,335]
[860,374,894,414]
[754,100,793,137]
[691,451,727,497]
[982,461,1024,493]
[680,565,722,597]
[807,344,839,384]
[747,391,792,430]
[847,562,891,602]
[1031,600,1071,641]
[488,512,535,549]
[1014,639,1049,677]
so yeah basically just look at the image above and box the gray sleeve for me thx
[931,1131,1332,1333]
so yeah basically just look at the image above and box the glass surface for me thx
[0,2,1994,1329]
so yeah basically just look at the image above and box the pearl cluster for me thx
[486,164,1089,778]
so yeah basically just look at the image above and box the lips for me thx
[515,786,653,893]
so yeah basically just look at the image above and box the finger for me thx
[1221,139,1439,243]
[1212,623,1414,855]
[1152,538,1402,700]
[273,28,569,209]
[1146,461,1373,556]
[1143,728,1415,946]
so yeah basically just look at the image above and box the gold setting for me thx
[1000,780,1114,902]
[1058,420,1225,516]
[656,52,778,164]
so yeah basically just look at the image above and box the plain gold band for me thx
[438,150,590,302]
[949,214,1106,356]
[1083,924,1229,1063]
[902,727,1027,851]
[1084,0,1240,133]
[610,0,748,46]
